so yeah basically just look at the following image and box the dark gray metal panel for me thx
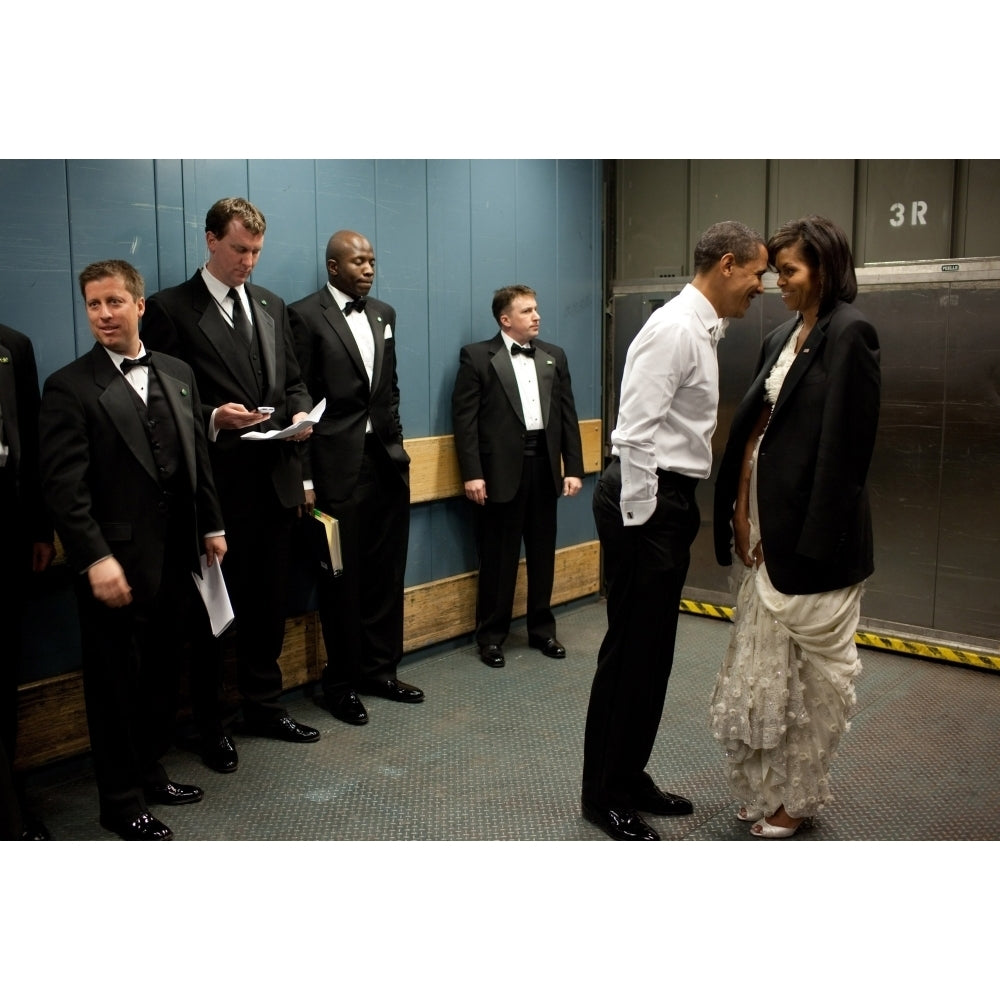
[936,286,1000,637]
[861,160,955,263]
[857,286,946,629]
[615,160,689,280]
[768,160,856,241]
[610,269,1000,646]
[962,160,1000,257]
[689,160,767,260]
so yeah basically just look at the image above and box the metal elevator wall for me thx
[609,261,1000,648]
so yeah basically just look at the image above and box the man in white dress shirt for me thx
[452,285,585,668]
[582,221,768,841]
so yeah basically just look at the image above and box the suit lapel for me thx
[156,363,198,493]
[191,277,257,395]
[533,344,555,426]
[364,301,386,391]
[320,288,370,384]
[247,284,277,392]
[92,346,160,484]
[0,339,18,461]
[489,335,525,426]
[771,312,830,420]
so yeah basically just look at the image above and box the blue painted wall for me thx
[0,159,603,676]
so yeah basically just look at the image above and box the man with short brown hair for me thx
[142,198,321,768]
[452,284,584,669]
[40,259,225,840]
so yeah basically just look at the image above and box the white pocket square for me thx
[384,324,393,339]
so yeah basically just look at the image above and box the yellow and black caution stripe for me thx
[679,599,1000,673]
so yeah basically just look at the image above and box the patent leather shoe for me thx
[200,734,239,773]
[145,781,205,806]
[479,644,505,668]
[529,637,566,659]
[629,784,693,816]
[20,817,51,840]
[329,690,369,725]
[243,715,321,743]
[581,800,660,841]
[101,811,174,841]
[360,678,425,703]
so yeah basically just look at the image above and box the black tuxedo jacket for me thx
[289,287,408,504]
[141,272,312,510]
[39,345,224,603]
[714,300,881,595]
[452,333,584,504]
[0,324,50,542]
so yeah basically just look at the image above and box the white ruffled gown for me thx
[709,328,863,821]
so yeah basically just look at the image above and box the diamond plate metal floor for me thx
[19,599,1000,841]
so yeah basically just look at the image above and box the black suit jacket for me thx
[0,324,51,543]
[39,345,224,603]
[714,300,881,595]
[141,272,312,511]
[288,287,409,503]
[452,334,584,504]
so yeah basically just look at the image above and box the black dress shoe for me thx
[581,800,660,841]
[629,785,693,816]
[101,811,174,841]
[479,644,505,668]
[200,734,239,773]
[360,678,425,703]
[243,715,321,743]
[145,781,205,806]
[20,817,51,840]
[329,690,369,725]
[529,637,566,658]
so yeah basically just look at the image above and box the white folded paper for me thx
[241,398,326,440]
[192,554,235,637]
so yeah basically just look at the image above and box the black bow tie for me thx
[510,343,535,358]
[120,355,150,372]
[344,298,367,315]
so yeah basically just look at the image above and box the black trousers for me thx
[318,437,410,695]
[474,451,558,648]
[0,477,29,838]
[76,539,196,825]
[189,500,296,727]
[582,458,700,808]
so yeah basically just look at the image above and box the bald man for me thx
[289,231,424,727]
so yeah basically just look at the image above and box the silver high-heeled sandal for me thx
[737,805,764,822]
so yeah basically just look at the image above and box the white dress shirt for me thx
[328,283,382,435]
[199,266,255,442]
[105,342,149,403]
[612,283,725,526]
[500,331,544,430]
[200,265,252,332]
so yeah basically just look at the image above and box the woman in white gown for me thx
[711,216,881,838]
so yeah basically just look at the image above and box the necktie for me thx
[120,354,150,372]
[344,298,367,315]
[510,343,536,358]
[228,287,253,343]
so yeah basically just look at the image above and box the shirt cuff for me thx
[619,498,656,526]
